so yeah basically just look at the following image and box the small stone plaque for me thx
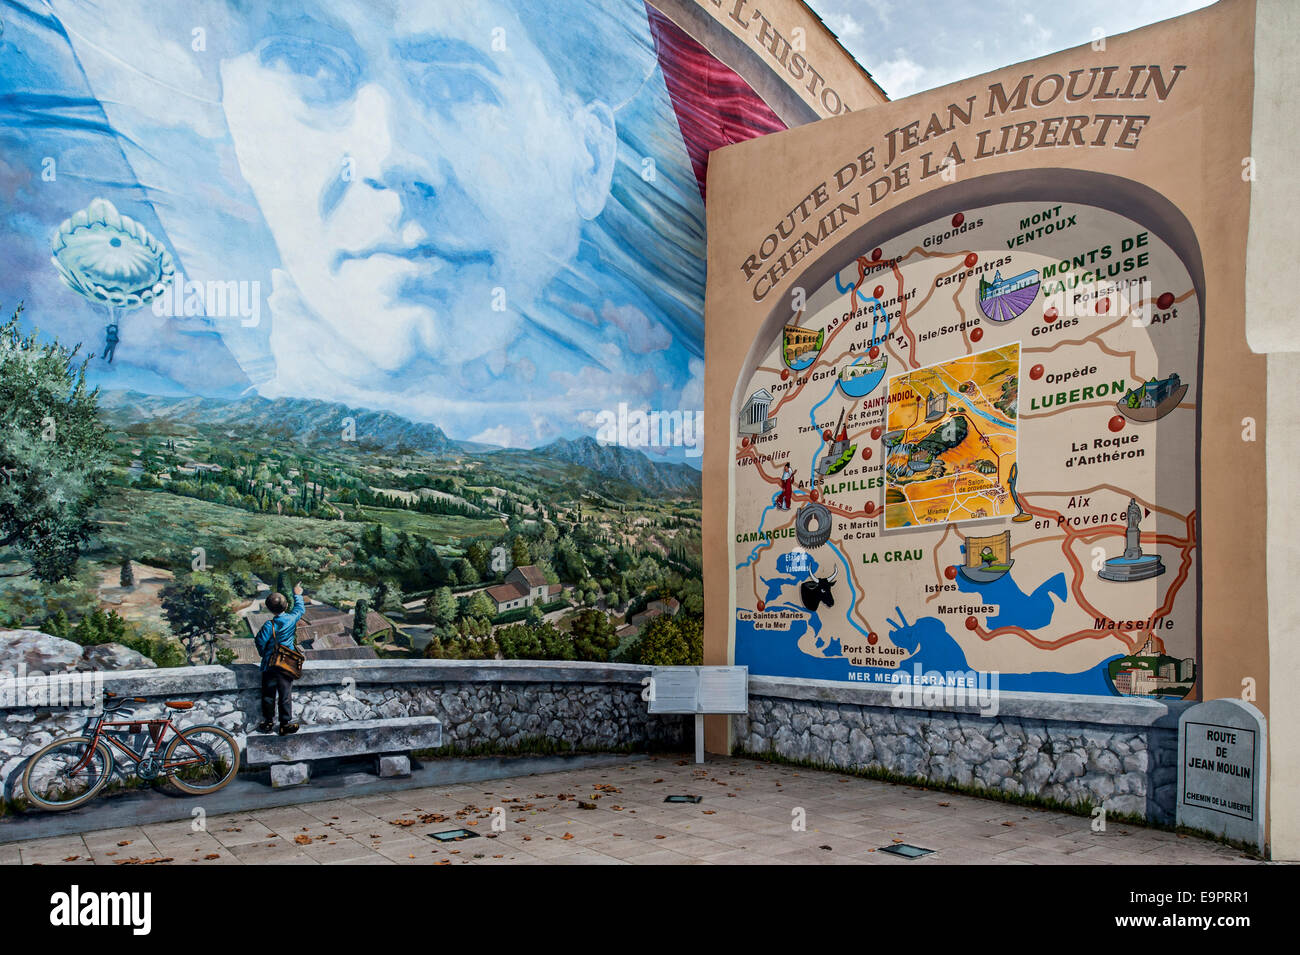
[1176,699,1266,850]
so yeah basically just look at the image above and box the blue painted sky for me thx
[0,0,705,458]
[808,0,1214,98]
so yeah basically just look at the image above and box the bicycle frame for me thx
[73,708,211,776]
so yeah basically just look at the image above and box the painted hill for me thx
[503,437,702,497]
[96,390,458,454]
[95,392,701,498]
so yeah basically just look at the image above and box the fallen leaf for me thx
[562,833,574,840]
[294,835,312,845]
[62,855,79,862]
[655,834,666,840]
[205,853,220,860]
[117,840,131,847]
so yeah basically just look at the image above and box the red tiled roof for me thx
[487,582,527,604]
[512,565,547,588]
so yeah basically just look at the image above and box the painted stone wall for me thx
[734,677,1184,822]
[2,660,685,801]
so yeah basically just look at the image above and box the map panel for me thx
[732,198,1200,699]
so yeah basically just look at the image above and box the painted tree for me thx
[465,589,495,621]
[119,556,135,588]
[0,305,112,583]
[352,597,370,642]
[569,609,618,662]
[628,614,703,666]
[425,587,457,628]
[160,572,239,664]
[510,535,530,570]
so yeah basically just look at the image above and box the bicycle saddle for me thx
[164,701,194,709]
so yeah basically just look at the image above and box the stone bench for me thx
[244,716,443,787]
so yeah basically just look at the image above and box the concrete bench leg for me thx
[271,762,310,788]
[376,754,411,778]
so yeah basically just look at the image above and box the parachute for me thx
[50,198,175,360]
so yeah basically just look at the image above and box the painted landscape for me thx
[0,310,703,669]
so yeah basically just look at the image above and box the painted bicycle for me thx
[22,691,241,811]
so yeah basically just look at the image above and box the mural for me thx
[733,196,1201,698]
[0,0,784,666]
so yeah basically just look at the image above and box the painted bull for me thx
[799,565,837,612]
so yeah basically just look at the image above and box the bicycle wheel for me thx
[164,724,240,794]
[22,736,115,811]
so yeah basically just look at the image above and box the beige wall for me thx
[1249,0,1299,862]
[702,1,1268,786]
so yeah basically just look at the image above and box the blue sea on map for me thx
[956,568,1068,630]
[737,563,1118,694]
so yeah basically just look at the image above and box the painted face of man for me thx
[219,0,615,371]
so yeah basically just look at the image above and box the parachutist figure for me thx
[102,323,119,363]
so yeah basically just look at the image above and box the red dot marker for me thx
[867,632,879,646]
[871,247,882,261]
[781,368,790,380]
[1030,364,1044,380]
[873,285,884,299]
[869,346,880,360]
[970,327,984,343]
[1108,415,1126,433]
[823,429,833,441]
[964,252,978,268]
[864,501,875,515]
[1096,297,1111,314]
[1157,291,1175,310]
[1044,307,1058,323]
[756,600,765,612]
[871,426,883,440]
[944,565,957,580]
[952,212,965,228]
[741,437,750,448]
[964,616,979,631]
[810,489,820,502]
[861,447,872,461]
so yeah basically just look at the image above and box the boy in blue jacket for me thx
[255,582,305,735]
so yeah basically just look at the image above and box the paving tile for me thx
[2,755,1259,866]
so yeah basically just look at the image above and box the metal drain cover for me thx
[879,843,933,858]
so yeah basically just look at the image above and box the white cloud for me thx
[601,301,672,354]
[469,425,518,447]
[874,51,928,99]
[822,12,866,43]
[679,357,704,410]
[808,0,1214,100]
